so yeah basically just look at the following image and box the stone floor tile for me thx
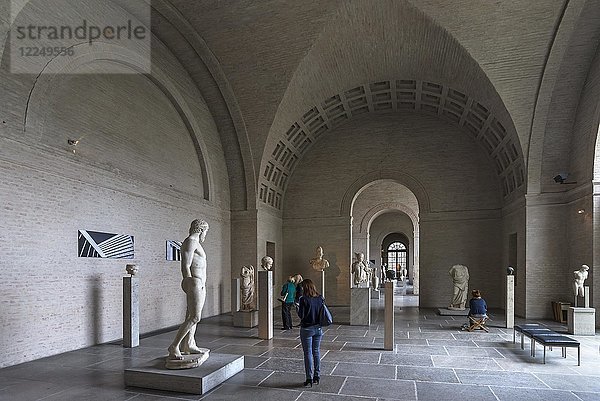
[199,383,299,401]
[332,362,396,379]
[339,377,415,399]
[491,386,581,401]
[395,366,459,383]
[415,382,496,401]
[455,369,548,388]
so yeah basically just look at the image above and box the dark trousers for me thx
[282,302,293,329]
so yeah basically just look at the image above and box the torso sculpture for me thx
[573,264,589,298]
[166,219,210,368]
[309,246,329,271]
[352,252,372,287]
[448,264,469,310]
[240,265,255,311]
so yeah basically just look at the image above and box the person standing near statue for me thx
[167,219,210,366]
[280,276,297,330]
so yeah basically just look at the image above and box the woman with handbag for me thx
[280,276,296,330]
[297,278,326,387]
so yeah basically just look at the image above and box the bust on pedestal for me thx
[309,246,329,297]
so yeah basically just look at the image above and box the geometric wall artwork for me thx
[166,240,182,261]
[78,230,134,259]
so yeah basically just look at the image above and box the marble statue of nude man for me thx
[167,219,210,361]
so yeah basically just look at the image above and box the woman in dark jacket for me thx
[297,278,324,387]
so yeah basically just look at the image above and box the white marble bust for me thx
[125,264,138,276]
[309,246,329,271]
[260,256,273,271]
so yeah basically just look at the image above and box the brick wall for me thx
[0,37,231,368]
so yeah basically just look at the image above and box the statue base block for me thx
[438,308,469,316]
[125,353,244,395]
[371,289,381,300]
[351,288,371,326]
[233,310,258,327]
[568,307,596,336]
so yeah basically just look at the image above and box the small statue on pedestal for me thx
[351,252,372,288]
[573,264,590,307]
[240,265,256,311]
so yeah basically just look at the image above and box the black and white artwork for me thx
[166,240,182,261]
[78,230,134,259]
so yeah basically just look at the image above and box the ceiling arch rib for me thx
[259,79,525,210]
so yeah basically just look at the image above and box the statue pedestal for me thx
[125,354,243,395]
[384,282,394,350]
[315,270,325,298]
[258,270,273,339]
[505,275,515,329]
[233,310,258,328]
[568,307,596,335]
[350,288,371,326]
[231,278,240,315]
[437,308,468,316]
[123,276,139,348]
[371,289,381,300]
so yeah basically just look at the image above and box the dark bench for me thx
[531,334,580,366]
[513,323,580,365]
[513,324,543,348]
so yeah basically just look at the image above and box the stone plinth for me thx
[125,354,243,395]
[123,276,139,348]
[438,308,469,316]
[231,278,240,315]
[371,289,381,300]
[258,270,273,339]
[350,287,371,326]
[316,270,325,298]
[233,310,258,328]
[568,307,596,336]
[384,282,394,350]
[505,275,514,329]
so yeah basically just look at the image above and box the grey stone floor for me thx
[2,284,600,401]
